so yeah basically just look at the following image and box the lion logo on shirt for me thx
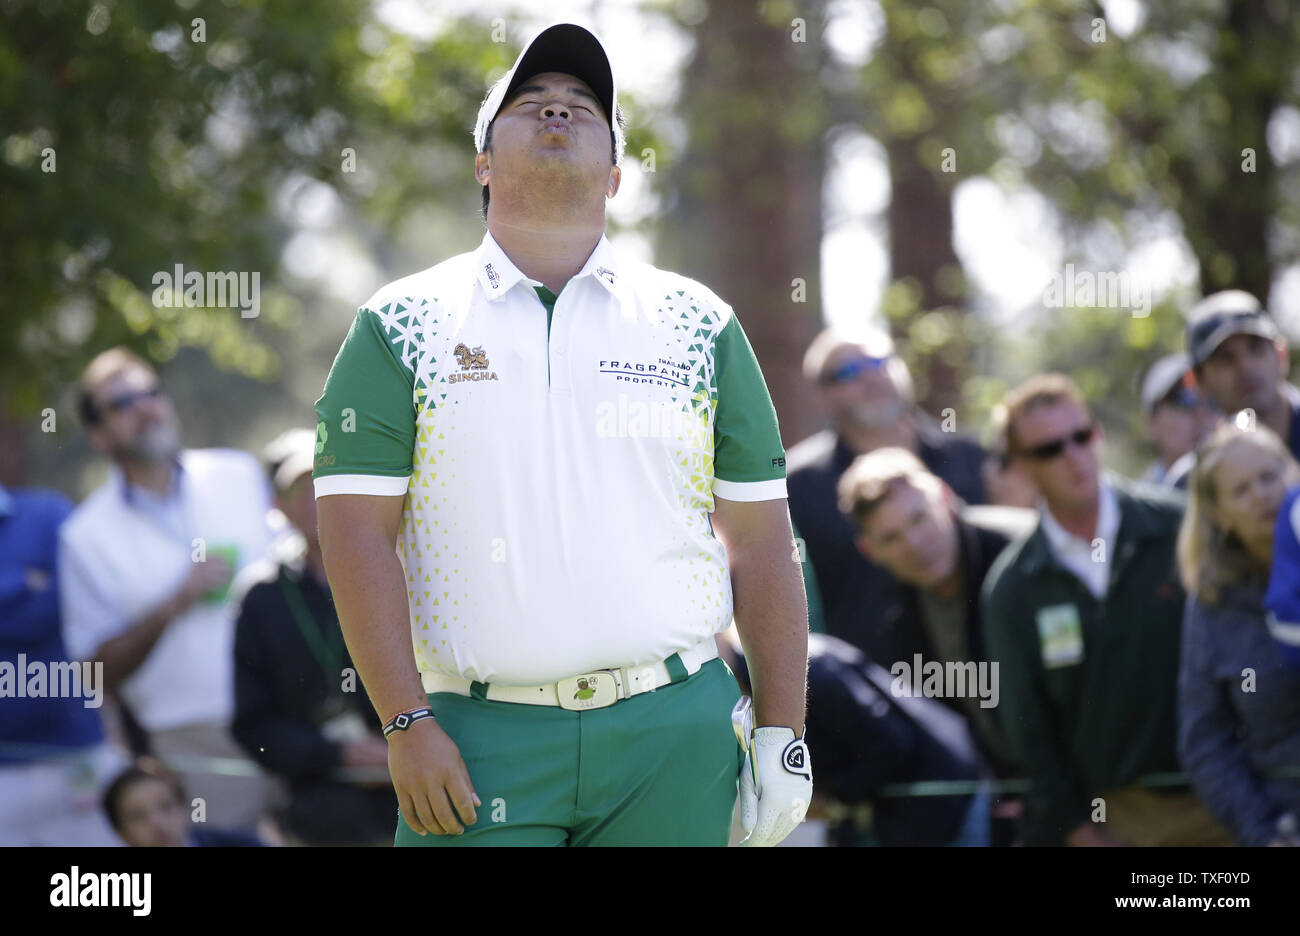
[454,343,489,369]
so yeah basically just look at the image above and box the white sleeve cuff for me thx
[313,474,411,498]
[1267,612,1300,648]
[712,477,788,502]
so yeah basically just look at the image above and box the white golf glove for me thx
[739,726,813,847]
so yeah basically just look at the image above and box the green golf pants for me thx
[394,658,745,846]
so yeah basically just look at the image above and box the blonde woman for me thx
[1177,422,1300,845]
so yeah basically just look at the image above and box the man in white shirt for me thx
[60,347,279,831]
[314,23,812,846]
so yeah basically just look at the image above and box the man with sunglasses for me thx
[59,346,280,832]
[980,374,1229,846]
[786,327,986,664]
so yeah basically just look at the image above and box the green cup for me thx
[201,544,240,604]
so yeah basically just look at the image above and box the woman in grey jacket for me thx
[1177,423,1300,846]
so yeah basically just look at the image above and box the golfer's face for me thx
[488,72,614,188]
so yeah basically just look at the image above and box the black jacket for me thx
[232,553,396,844]
[786,423,986,661]
[799,634,986,846]
[895,505,1032,776]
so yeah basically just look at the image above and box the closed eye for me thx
[515,99,593,115]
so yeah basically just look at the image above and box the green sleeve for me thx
[712,313,786,498]
[313,305,417,487]
[980,565,1089,844]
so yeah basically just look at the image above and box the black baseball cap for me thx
[473,24,623,163]
[1139,353,1194,416]
[1186,290,1279,368]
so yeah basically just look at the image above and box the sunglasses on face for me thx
[101,384,164,416]
[822,355,889,385]
[1020,424,1095,461]
[1162,387,1203,410]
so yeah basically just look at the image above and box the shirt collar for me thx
[1039,480,1119,555]
[473,231,621,301]
[0,483,13,518]
[571,234,621,296]
[474,232,530,300]
[114,457,185,506]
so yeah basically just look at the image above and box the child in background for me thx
[103,758,263,847]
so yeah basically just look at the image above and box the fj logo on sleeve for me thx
[315,421,335,467]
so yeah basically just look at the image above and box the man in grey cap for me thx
[312,23,811,846]
[1186,290,1299,459]
[1138,353,1214,486]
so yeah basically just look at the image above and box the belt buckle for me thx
[557,671,619,711]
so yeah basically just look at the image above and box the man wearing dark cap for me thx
[312,24,811,846]
[231,429,397,845]
[1186,290,1299,459]
[1138,352,1214,486]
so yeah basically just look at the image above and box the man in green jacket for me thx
[981,374,1230,846]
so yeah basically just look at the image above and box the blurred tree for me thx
[653,0,827,446]
[863,0,1004,418]
[1003,0,1300,303]
[0,0,511,416]
[849,0,1299,461]
[980,0,1300,467]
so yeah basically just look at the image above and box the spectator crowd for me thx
[2,288,1299,846]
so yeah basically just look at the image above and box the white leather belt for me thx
[420,637,720,711]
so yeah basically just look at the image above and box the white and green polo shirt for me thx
[313,232,786,686]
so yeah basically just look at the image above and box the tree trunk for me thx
[655,1,827,447]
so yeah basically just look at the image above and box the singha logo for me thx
[454,343,490,369]
[448,342,499,384]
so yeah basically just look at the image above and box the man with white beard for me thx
[59,347,279,833]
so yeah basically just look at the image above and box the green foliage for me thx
[0,0,510,412]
